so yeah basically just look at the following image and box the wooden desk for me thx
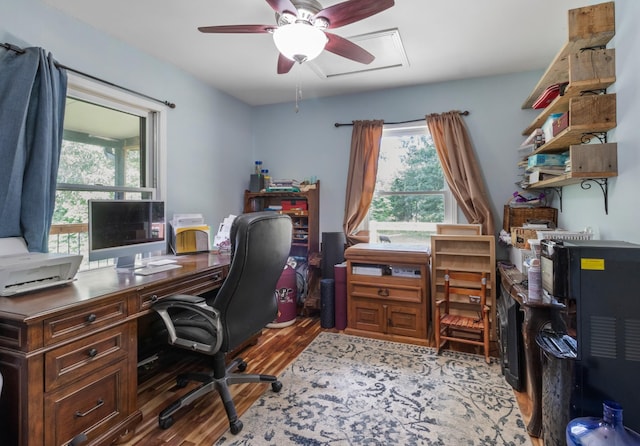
[0,252,229,446]
[498,263,564,438]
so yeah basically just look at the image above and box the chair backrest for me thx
[212,212,292,352]
[444,270,488,307]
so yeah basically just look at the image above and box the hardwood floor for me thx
[123,317,541,445]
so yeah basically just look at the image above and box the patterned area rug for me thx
[216,332,532,446]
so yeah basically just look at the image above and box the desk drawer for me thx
[136,268,226,311]
[45,324,131,392]
[350,281,423,303]
[44,361,128,446]
[43,296,127,347]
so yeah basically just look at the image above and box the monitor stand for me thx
[115,255,137,271]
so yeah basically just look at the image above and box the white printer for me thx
[0,238,82,297]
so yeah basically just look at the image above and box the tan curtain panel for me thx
[342,120,384,246]
[426,112,495,235]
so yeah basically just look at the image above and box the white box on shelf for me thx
[391,265,421,277]
[352,265,383,276]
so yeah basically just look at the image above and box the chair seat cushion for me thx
[172,311,219,347]
[440,314,484,330]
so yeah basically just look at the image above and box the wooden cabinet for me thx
[430,235,496,340]
[243,182,319,258]
[519,2,617,213]
[344,243,430,345]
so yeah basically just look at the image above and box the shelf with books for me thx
[517,2,617,214]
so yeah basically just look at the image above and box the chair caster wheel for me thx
[230,419,243,435]
[159,416,174,430]
[272,380,283,392]
[237,360,247,372]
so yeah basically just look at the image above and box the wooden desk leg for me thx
[521,306,551,438]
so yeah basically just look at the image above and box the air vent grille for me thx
[590,315,616,359]
[625,319,640,362]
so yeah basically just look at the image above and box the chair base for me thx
[158,355,282,434]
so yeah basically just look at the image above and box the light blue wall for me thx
[1,0,254,228]
[252,72,541,248]
[253,0,640,246]
[3,0,639,248]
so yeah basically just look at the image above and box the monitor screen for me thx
[88,199,166,268]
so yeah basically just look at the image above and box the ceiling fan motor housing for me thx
[276,0,329,28]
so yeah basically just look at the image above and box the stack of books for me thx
[526,153,568,185]
[267,179,301,192]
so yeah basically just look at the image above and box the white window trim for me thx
[65,73,167,200]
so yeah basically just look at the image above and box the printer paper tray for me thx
[1,278,75,297]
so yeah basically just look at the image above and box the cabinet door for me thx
[349,298,385,333]
[387,304,425,338]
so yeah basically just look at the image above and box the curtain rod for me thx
[334,110,469,127]
[2,42,176,109]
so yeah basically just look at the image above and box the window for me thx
[367,124,456,244]
[49,74,167,269]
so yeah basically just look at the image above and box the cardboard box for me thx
[552,112,570,136]
[528,153,568,168]
[511,227,539,249]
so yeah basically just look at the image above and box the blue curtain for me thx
[0,47,67,252]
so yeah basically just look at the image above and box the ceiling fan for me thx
[198,0,395,74]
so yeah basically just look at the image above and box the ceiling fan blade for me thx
[325,32,375,64]
[198,25,275,34]
[315,0,394,29]
[266,0,298,16]
[277,53,296,74]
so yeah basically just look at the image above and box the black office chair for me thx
[152,211,292,434]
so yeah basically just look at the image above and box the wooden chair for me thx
[434,269,490,363]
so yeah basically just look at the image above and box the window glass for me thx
[368,124,456,244]
[49,75,164,269]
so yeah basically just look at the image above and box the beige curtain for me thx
[426,112,495,235]
[342,120,384,246]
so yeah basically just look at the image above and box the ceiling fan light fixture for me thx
[273,23,328,63]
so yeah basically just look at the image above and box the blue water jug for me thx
[566,401,640,445]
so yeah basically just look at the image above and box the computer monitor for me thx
[88,199,166,269]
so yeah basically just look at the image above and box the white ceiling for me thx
[43,0,595,106]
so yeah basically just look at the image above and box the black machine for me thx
[538,239,640,434]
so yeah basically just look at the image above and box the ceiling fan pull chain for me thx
[295,71,302,113]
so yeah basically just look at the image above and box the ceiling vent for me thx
[308,28,408,79]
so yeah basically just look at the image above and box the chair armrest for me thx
[152,294,223,355]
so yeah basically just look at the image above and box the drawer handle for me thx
[75,398,104,418]
[87,348,98,358]
[86,313,97,323]
[377,288,389,297]
[150,294,159,302]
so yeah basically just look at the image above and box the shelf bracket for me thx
[544,188,564,212]
[580,178,610,214]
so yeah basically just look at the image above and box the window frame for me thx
[49,74,168,268]
[366,122,457,242]
[59,73,167,200]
